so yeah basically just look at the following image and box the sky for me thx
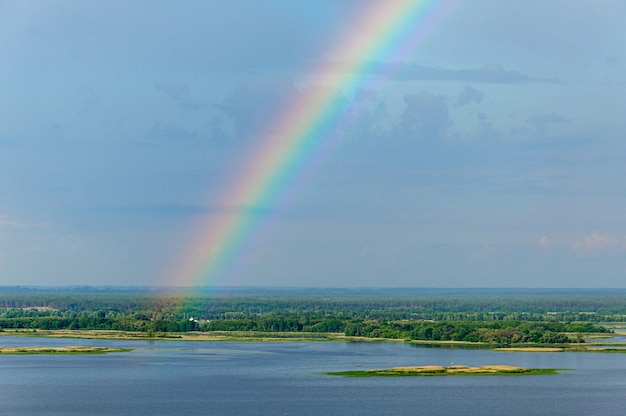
[1,0,626,288]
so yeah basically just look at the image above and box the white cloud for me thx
[0,214,35,230]
[538,236,551,248]
[573,232,619,253]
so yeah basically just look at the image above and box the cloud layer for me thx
[1,1,626,287]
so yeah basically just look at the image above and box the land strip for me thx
[3,329,626,352]
[0,345,131,354]
[0,329,349,342]
[326,365,561,377]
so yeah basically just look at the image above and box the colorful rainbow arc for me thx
[165,0,458,288]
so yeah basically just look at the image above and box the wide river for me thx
[1,336,625,415]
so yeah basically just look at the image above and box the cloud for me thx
[528,112,571,136]
[215,76,299,140]
[146,123,198,142]
[392,63,558,84]
[155,82,207,111]
[456,86,484,107]
[0,214,38,230]
[394,91,450,141]
[0,214,48,247]
[474,112,499,141]
[538,236,551,248]
[319,61,558,84]
[573,232,620,253]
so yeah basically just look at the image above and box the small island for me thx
[0,345,132,355]
[326,364,560,377]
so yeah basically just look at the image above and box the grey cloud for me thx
[395,91,450,141]
[146,123,198,142]
[215,76,299,140]
[456,86,484,107]
[472,112,500,143]
[155,82,207,111]
[393,63,557,84]
[528,112,571,136]
[206,114,233,143]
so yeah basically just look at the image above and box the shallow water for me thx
[1,336,625,415]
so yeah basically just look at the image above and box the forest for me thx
[0,287,621,345]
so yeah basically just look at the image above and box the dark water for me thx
[1,336,626,415]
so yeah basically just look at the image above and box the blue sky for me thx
[1,1,625,287]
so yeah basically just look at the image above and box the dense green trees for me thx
[341,319,605,344]
[0,288,618,344]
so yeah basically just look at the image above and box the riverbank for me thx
[2,329,626,352]
[0,329,349,342]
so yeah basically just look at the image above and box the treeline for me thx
[0,315,199,333]
[2,288,626,322]
[200,316,346,333]
[0,313,609,345]
[343,320,607,344]
[200,317,607,344]
[0,288,621,344]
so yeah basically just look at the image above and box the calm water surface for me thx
[1,336,625,415]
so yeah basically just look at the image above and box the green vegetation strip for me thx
[326,365,561,377]
[0,288,622,347]
[0,346,132,355]
[568,347,626,354]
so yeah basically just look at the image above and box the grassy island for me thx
[0,345,132,355]
[326,365,560,377]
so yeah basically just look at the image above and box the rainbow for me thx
[165,0,458,288]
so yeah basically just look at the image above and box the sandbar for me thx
[326,364,560,377]
[0,345,132,354]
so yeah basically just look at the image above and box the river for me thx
[1,336,625,415]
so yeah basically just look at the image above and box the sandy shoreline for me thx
[0,345,131,354]
[494,347,564,352]
[3,329,626,352]
[326,364,560,377]
[0,329,348,342]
